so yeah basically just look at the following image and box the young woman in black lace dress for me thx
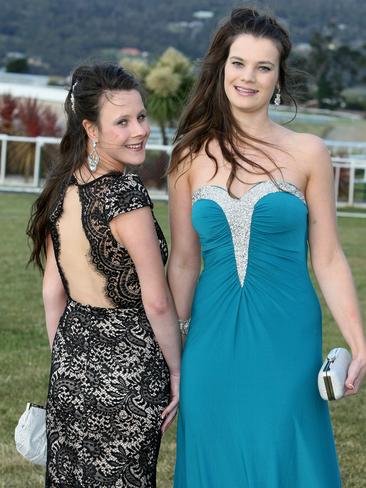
[27,63,181,488]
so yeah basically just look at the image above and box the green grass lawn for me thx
[0,193,365,487]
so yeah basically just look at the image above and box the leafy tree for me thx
[1,0,366,75]
[306,28,366,108]
[341,86,366,110]
[6,57,29,73]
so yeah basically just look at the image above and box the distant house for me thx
[293,43,312,55]
[119,48,142,57]
[167,20,204,33]
[6,51,26,60]
[193,11,214,20]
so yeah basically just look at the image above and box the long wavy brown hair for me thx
[27,63,141,272]
[168,7,296,195]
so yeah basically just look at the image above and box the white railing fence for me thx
[0,133,172,193]
[1,134,366,214]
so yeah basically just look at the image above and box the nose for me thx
[130,119,149,139]
[240,67,256,83]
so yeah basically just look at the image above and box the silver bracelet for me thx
[178,318,191,336]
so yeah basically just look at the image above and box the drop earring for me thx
[88,140,99,172]
[274,89,281,107]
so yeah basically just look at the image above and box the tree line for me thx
[1,0,366,75]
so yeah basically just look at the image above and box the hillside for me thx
[0,0,365,75]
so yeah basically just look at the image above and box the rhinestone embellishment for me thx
[192,181,306,287]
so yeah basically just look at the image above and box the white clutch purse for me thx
[318,348,352,401]
[14,402,47,466]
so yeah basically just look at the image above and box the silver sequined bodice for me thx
[192,181,306,286]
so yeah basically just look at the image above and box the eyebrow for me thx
[230,56,275,67]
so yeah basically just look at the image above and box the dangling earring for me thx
[274,89,281,107]
[88,140,99,172]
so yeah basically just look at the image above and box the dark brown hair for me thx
[169,7,295,195]
[27,63,141,271]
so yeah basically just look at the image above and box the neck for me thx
[76,160,125,183]
[92,159,125,175]
[231,106,275,139]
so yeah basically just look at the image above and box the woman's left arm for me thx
[305,135,366,396]
[43,234,67,349]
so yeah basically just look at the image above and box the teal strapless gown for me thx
[174,181,341,488]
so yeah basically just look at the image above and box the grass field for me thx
[0,193,365,487]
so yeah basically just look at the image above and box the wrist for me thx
[178,318,191,335]
[351,342,366,359]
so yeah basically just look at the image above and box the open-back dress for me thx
[46,172,169,488]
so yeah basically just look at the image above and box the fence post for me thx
[334,166,340,204]
[0,136,8,184]
[33,138,42,188]
[348,162,355,207]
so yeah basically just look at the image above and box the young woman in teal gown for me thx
[167,8,366,488]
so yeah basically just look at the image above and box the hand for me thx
[161,372,180,434]
[344,352,366,396]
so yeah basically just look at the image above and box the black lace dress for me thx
[45,172,170,488]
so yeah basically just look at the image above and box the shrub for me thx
[341,86,366,111]
[0,94,61,178]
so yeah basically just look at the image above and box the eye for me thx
[138,113,147,121]
[117,119,128,126]
[232,61,243,67]
[258,66,271,72]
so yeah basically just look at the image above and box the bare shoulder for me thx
[173,139,220,179]
[295,133,331,179]
[169,146,194,187]
[277,127,331,175]
[293,132,328,153]
[289,133,334,200]
[285,130,327,154]
[191,138,225,166]
[278,126,327,153]
[169,142,213,191]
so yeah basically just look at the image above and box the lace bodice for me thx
[49,172,168,308]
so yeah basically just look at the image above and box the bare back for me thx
[49,172,168,308]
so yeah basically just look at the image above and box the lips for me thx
[234,86,259,96]
[125,142,144,151]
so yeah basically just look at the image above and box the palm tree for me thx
[146,65,181,145]
[145,48,194,145]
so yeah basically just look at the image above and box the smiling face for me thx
[224,34,280,116]
[86,89,150,168]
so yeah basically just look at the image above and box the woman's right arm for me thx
[110,206,181,432]
[167,167,201,332]
[43,235,67,348]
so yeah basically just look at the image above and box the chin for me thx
[232,97,268,113]
[125,157,145,166]
[120,150,146,166]
[231,103,258,114]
